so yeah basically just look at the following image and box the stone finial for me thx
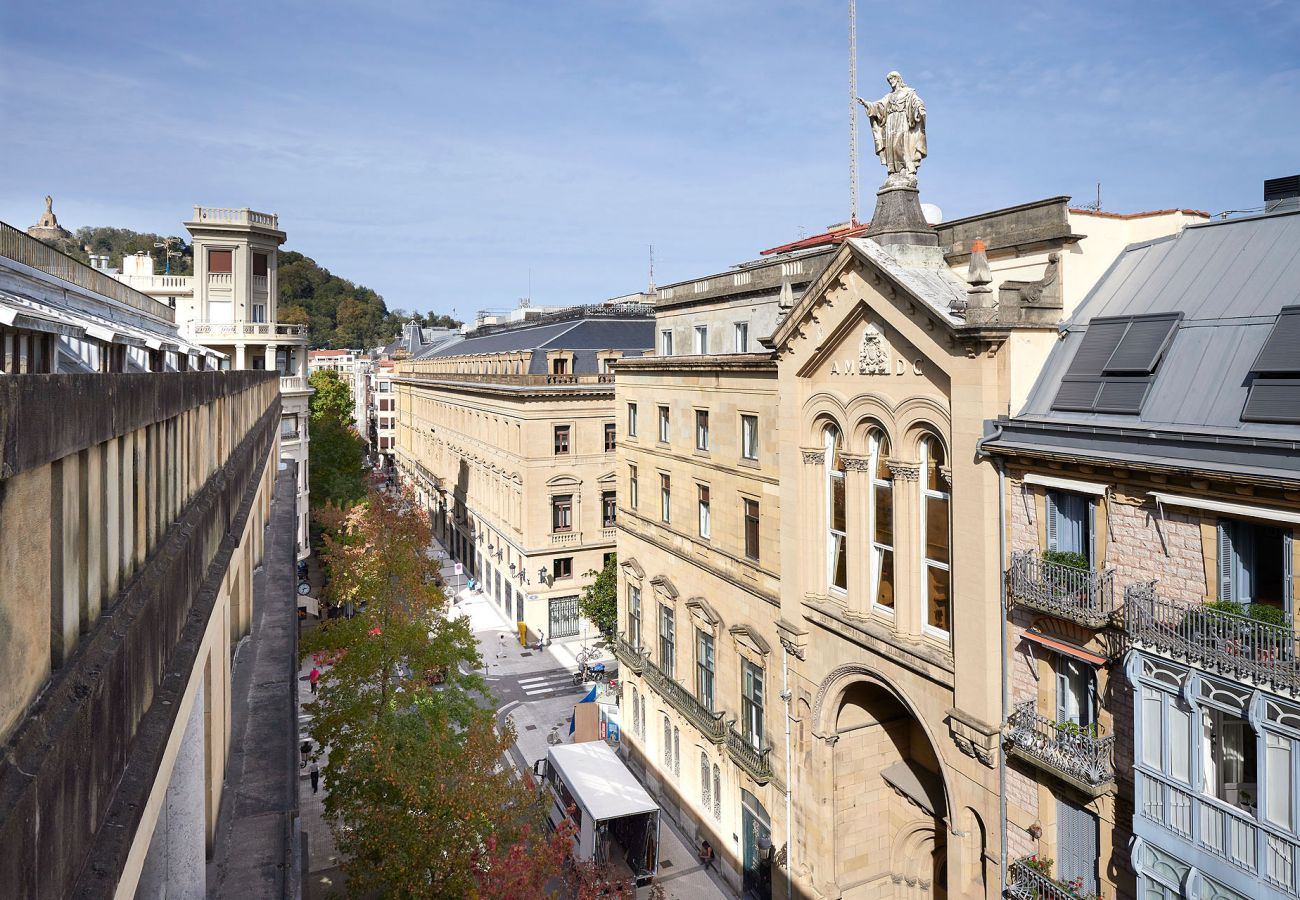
[962,238,997,322]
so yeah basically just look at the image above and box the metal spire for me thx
[849,0,859,225]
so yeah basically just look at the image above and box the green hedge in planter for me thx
[1042,549,1090,571]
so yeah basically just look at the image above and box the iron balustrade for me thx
[614,635,646,674]
[1006,858,1091,900]
[1006,550,1118,628]
[1006,700,1115,794]
[1125,583,1300,696]
[726,723,773,784]
[643,657,726,743]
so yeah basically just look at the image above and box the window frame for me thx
[601,490,617,528]
[553,557,573,580]
[658,405,670,443]
[660,473,672,523]
[920,437,951,640]
[628,585,642,649]
[695,409,710,451]
[553,424,571,455]
[744,497,760,561]
[826,426,848,593]
[551,494,573,533]
[694,324,708,355]
[659,604,676,678]
[869,430,895,615]
[696,628,715,710]
[629,465,638,509]
[734,321,749,353]
[627,402,638,437]
[660,329,674,356]
[698,484,711,539]
[741,658,765,749]
[741,414,759,461]
[604,422,618,452]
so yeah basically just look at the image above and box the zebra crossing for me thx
[515,669,586,699]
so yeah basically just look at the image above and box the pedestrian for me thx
[539,630,546,649]
[300,739,310,769]
[309,666,320,695]
[698,839,714,872]
[497,633,507,658]
[310,763,320,794]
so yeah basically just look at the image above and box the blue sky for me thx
[3,1,1298,319]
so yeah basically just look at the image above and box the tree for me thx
[578,553,618,642]
[308,413,367,510]
[309,368,355,425]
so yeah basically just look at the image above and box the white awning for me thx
[1023,472,1109,497]
[547,741,657,822]
[1148,491,1300,527]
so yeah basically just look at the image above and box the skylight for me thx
[1051,312,1182,415]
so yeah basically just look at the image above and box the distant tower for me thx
[27,194,72,242]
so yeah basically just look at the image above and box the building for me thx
[310,348,372,437]
[115,206,314,558]
[0,220,295,897]
[614,195,1203,898]
[983,179,1300,900]
[393,304,653,640]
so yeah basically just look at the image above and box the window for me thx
[1052,312,1181,414]
[1055,656,1095,727]
[712,764,721,820]
[700,751,712,810]
[663,716,673,768]
[627,402,638,437]
[633,688,642,738]
[378,381,390,392]
[660,330,674,356]
[553,557,573,580]
[698,485,711,539]
[1139,685,1192,784]
[695,410,710,450]
[604,422,617,452]
[741,659,764,748]
[1217,518,1292,613]
[741,414,759,461]
[660,474,671,523]
[694,325,708,354]
[658,405,670,443]
[1047,491,1093,563]
[551,357,568,375]
[251,303,266,323]
[1056,797,1099,896]
[1244,306,1300,423]
[869,431,895,611]
[1266,732,1295,830]
[673,727,681,778]
[280,414,299,438]
[696,629,715,710]
[825,426,847,592]
[659,604,675,677]
[602,490,617,528]
[744,498,760,561]
[921,437,951,636]
[1203,707,1258,814]
[734,322,749,353]
[252,252,268,277]
[208,249,233,273]
[553,425,570,455]
[551,494,572,532]
[628,585,642,649]
[629,465,638,509]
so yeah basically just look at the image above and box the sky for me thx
[2,0,1298,319]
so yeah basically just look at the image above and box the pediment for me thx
[545,473,581,487]
[597,470,617,485]
[728,623,771,657]
[685,596,722,630]
[649,574,678,604]
[620,557,645,579]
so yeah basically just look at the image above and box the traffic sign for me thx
[454,563,463,576]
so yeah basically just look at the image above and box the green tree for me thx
[308,368,354,425]
[308,413,367,510]
[578,553,618,642]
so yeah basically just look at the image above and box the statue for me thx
[858,323,888,374]
[857,72,927,185]
[44,195,53,216]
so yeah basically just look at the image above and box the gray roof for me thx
[415,315,654,375]
[985,208,1300,478]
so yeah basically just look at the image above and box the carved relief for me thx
[858,322,890,374]
[840,453,872,472]
[801,448,825,465]
[887,459,920,481]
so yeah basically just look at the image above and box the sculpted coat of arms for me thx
[859,323,889,374]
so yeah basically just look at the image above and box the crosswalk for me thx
[516,670,584,698]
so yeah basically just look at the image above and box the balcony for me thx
[613,635,646,675]
[1005,700,1115,797]
[601,526,618,541]
[190,206,279,229]
[1006,858,1092,900]
[726,724,773,784]
[643,658,726,743]
[1126,583,1300,696]
[280,376,311,394]
[1006,550,1118,628]
[115,273,194,294]
[550,530,580,545]
[190,322,309,339]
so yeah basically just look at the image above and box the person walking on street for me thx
[300,739,310,769]
[497,633,507,658]
[309,666,320,695]
[310,763,320,794]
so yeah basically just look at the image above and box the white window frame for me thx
[694,324,708,355]
[869,430,895,616]
[698,484,711,539]
[660,330,674,356]
[920,437,951,640]
[658,405,670,443]
[741,414,759,461]
[734,321,749,353]
[627,401,638,437]
[695,409,710,451]
[825,426,847,594]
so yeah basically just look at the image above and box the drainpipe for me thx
[781,641,793,900]
[996,455,1010,898]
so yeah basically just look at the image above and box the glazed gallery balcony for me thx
[1126,583,1300,697]
[642,657,726,744]
[1005,700,1116,797]
[1006,550,1118,628]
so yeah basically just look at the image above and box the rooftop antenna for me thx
[1077,182,1102,212]
[848,0,859,225]
[648,244,656,295]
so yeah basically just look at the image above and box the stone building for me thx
[0,220,294,897]
[614,192,1202,898]
[984,183,1300,900]
[393,304,653,640]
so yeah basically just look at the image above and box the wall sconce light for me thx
[509,562,516,573]
[538,566,549,585]
[488,543,495,552]
[1027,823,1042,841]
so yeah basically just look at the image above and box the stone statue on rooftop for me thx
[857,71,928,186]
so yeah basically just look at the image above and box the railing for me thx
[643,657,726,743]
[614,635,646,674]
[1005,700,1115,793]
[1126,583,1300,695]
[1138,769,1300,893]
[726,724,773,784]
[252,274,268,292]
[550,531,580,545]
[1,222,174,322]
[280,430,301,442]
[396,371,617,387]
[189,322,310,338]
[115,273,194,292]
[1006,550,1118,628]
[601,526,618,541]
[1006,858,1091,900]
[191,206,279,228]
[280,376,310,393]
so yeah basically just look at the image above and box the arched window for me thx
[673,727,681,778]
[663,716,673,768]
[920,436,951,636]
[700,751,711,810]
[869,430,895,611]
[712,764,722,820]
[632,687,641,737]
[825,425,848,592]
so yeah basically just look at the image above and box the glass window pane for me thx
[874,483,893,545]
[831,535,848,590]
[1267,734,1293,829]
[1170,704,1190,782]
[874,434,892,480]
[831,475,847,532]
[875,548,894,609]
[926,565,950,632]
[926,440,947,491]
[1141,688,1163,769]
[925,496,949,564]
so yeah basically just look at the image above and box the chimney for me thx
[1265,175,1300,213]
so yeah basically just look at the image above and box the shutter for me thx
[1057,798,1099,894]
[1046,492,1060,551]
[1237,524,1255,604]
[1087,500,1097,568]
[1286,532,1294,618]
[1218,521,1235,602]
[1055,665,1070,724]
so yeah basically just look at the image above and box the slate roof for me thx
[414,314,653,374]
[984,208,1300,479]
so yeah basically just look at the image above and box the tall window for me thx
[660,330,674,356]
[735,322,749,353]
[695,410,710,450]
[1047,490,1093,563]
[628,402,638,437]
[553,424,570,455]
[700,751,712,810]
[694,325,708,354]
[551,494,572,533]
[1217,518,1291,613]
[696,629,715,710]
[660,474,672,523]
[658,405,670,443]
[744,499,760,561]
[712,765,721,820]
[629,465,638,509]
[870,431,895,611]
[208,249,233,273]
[741,414,759,461]
[825,426,848,592]
[252,251,268,277]
[741,659,765,749]
[921,437,951,636]
[659,604,676,677]
[663,716,673,768]
[551,357,568,375]
[628,585,642,649]
[1055,655,1095,727]
[632,687,641,737]
[604,422,617,452]
[698,485,711,539]
[602,490,617,528]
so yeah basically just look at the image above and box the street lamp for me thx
[538,566,549,586]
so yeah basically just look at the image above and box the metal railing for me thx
[643,657,726,743]
[189,322,309,338]
[397,371,616,387]
[614,635,646,674]
[1126,583,1300,695]
[726,724,773,784]
[1006,858,1090,900]
[1006,550,1118,628]
[190,206,279,228]
[1,222,174,322]
[1005,701,1115,792]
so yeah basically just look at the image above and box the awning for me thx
[1021,630,1107,666]
[881,760,946,818]
[547,741,657,822]
[1023,472,1108,496]
[1149,491,1300,527]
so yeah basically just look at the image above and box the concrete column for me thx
[135,673,208,900]
[85,442,105,623]
[234,343,246,370]
[264,343,277,373]
[296,347,307,380]
[105,436,122,599]
[50,453,84,667]
[3,332,12,372]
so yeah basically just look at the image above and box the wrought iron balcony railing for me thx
[643,658,726,743]
[1006,550,1118,628]
[613,635,646,675]
[1125,583,1300,696]
[726,724,773,784]
[1005,700,1115,796]
[1006,858,1093,900]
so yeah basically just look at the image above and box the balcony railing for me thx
[114,273,194,293]
[1006,858,1092,900]
[601,526,618,541]
[1005,700,1115,796]
[614,635,646,675]
[1126,583,1300,696]
[190,206,279,229]
[726,724,773,784]
[643,657,726,743]
[396,371,616,387]
[550,531,580,545]
[190,321,309,338]
[1006,550,1118,628]
[280,376,310,393]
